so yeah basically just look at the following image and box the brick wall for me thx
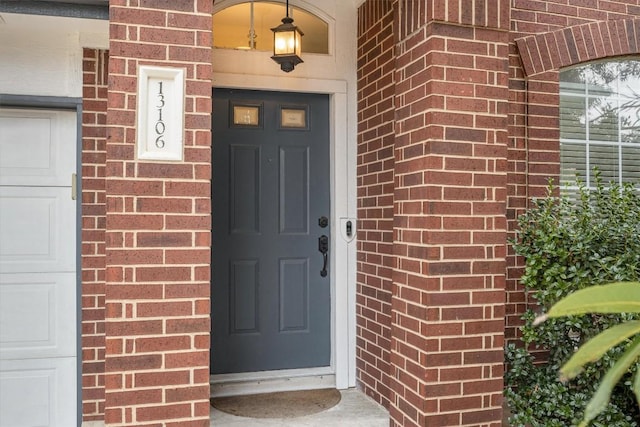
[357,1,509,426]
[505,35,529,342]
[356,0,395,410]
[82,48,108,421]
[504,2,640,342]
[358,3,640,426]
[391,2,509,425]
[77,1,640,426]
[102,1,212,426]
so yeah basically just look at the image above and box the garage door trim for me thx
[1,93,82,427]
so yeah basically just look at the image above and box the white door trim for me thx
[212,73,356,391]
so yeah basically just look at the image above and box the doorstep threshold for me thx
[210,367,335,397]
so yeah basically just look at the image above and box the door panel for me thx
[279,258,309,332]
[230,259,259,334]
[0,273,75,359]
[0,110,76,187]
[212,89,330,374]
[229,145,260,234]
[279,146,309,233]
[0,357,76,427]
[0,187,75,273]
[0,108,77,427]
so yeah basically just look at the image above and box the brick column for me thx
[356,0,396,409]
[104,2,212,426]
[82,48,109,422]
[389,1,509,426]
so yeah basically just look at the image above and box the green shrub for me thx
[535,282,640,426]
[505,175,640,426]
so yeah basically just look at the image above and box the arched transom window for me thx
[213,1,329,54]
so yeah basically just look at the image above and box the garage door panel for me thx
[0,109,76,187]
[0,357,76,427]
[0,187,75,274]
[0,107,77,427]
[0,273,75,360]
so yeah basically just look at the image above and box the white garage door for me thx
[0,108,77,427]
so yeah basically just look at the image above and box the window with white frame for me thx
[560,59,640,188]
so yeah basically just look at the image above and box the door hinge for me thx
[71,173,77,200]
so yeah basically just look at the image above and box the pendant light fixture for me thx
[270,0,303,72]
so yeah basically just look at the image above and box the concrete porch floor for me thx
[210,388,389,426]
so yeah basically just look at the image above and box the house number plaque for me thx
[137,65,185,161]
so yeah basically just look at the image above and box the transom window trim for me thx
[559,59,640,189]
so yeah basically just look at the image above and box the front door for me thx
[212,89,330,374]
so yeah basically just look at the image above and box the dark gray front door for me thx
[211,89,330,374]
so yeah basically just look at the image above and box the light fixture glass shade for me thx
[271,16,303,72]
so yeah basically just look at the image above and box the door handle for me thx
[318,235,328,277]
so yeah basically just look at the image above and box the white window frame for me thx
[559,59,640,190]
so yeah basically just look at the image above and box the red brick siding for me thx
[505,41,528,342]
[82,48,108,421]
[77,1,640,425]
[390,12,509,427]
[104,1,212,426]
[396,0,510,40]
[358,1,640,369]
[505,4,640,343]
[516,18,640,76]
[356,0,395,410]
[358,1,509,425]
[512,0,640,35]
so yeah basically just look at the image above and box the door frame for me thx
[0,93,82,426]
[210,74,356,394]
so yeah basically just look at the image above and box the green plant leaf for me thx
[535,282,640,323]
[560,320,640,381]
[634,368,640,407]
[578,336,640,426]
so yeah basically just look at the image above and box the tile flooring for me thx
[210,388,389,427]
